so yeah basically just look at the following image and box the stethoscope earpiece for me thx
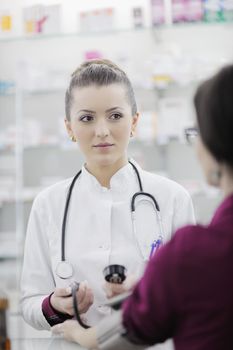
[103,264,127,284]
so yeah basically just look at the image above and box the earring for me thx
[130,131,134,138]
[70,135,76,142]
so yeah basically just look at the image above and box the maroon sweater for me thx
[123,194,233,350]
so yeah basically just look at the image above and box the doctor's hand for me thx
[103,274,138,299]
[50,281,94,316]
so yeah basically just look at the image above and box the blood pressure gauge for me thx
[103,264,127,284]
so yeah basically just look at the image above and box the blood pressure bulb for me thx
[103,264,127,284]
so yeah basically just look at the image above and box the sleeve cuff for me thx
[42,293,73,327]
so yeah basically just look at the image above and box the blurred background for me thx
[0,0,232,344]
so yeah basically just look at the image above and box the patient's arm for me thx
[52,320,97,349]
[96,310,146,350]
[52,310,147,350]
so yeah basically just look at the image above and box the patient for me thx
[52,65,233,350]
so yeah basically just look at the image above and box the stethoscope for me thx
[55,160,164,280]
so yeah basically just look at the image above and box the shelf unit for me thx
[0,21,232,42]
[0,21,231,277]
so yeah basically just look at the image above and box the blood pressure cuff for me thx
[96,310,147,350]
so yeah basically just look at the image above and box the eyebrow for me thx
[77,109,96,114]
[77,107,123,114]
[106,107,123,112]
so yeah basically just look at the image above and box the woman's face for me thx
[65,83,139,170]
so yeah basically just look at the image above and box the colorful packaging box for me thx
[151,0,166,25]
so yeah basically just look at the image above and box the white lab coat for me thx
[20,160,195,330]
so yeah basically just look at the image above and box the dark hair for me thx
[194,65,233,167]
[65,59,137,120]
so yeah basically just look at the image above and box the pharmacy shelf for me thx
[0,146,15,153]
[0,22,232,43]
[0,186,44,204]
[0,26,152,42]
[0,141,79,153]
[0,85,155,97]
[0,232,18,259]
[0,136,191,154]
[0,82,198,97]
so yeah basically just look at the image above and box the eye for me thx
[109,113,123,120]
[80,115,94,122]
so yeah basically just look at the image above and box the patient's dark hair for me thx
[194,65,233,167]
[65,59,137,120]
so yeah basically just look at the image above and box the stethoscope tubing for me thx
[131,197,163,260]
[59,160,164,275]
[131,191,160,212]
[57,160,164,328]
[61,170,81,262]
[71,282,90,329]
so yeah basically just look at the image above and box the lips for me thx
[93,143,114,148]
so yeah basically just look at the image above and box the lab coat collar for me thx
[80,159,141,193]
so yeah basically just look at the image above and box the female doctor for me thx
[20,59,195,330]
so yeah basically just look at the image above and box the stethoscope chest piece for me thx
[56,261,73,279]
[103,264,127,284]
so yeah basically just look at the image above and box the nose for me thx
[95,120,110,138]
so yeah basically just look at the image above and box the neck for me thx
[85,157,128,188]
